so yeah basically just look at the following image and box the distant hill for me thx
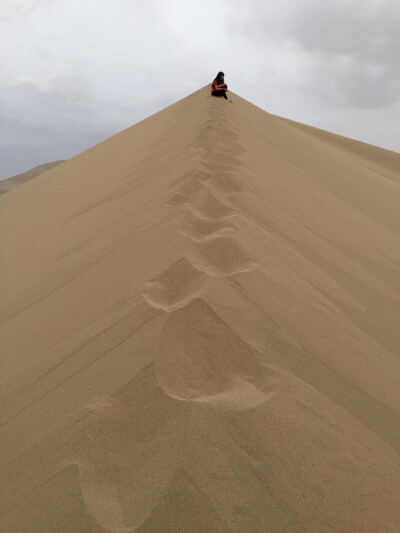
[0,160,66,195]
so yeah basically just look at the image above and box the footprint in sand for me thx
[186,193,235,220]
[179,209,236,241]
[141,257,208,311]
[154,298,277,411]
[185,235,258,276]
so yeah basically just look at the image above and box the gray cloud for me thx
[0,74,111,177]
[231,0,400,109]
[289,0,400,108]
[0,0,44,21]
[287,1,400,65]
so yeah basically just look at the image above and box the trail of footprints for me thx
[54,105,278,533]
[142,106,257,310]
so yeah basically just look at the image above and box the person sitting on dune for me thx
[211,72,231,101]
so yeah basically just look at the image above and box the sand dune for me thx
[0,161,66,195]
[0,86,399,532]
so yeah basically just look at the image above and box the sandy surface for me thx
[0,86,399,532]
[0,161,65,195]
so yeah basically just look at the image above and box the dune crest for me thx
[1,86,399,532]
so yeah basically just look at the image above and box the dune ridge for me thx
[0,86,400,532]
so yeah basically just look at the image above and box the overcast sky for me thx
[1,0,399,180]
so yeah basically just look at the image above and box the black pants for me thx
[212,90,228,100]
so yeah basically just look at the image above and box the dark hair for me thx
[214,71,225,84]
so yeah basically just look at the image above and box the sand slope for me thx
[0,161,66,195]
[0,86,399,532]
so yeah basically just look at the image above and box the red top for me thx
[211,79,227,94]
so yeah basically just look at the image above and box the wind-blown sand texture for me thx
[1,86,399,532]
[0,161,65,195]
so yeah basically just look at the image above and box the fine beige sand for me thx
[0,161,65,195]
[0,86,399,532]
